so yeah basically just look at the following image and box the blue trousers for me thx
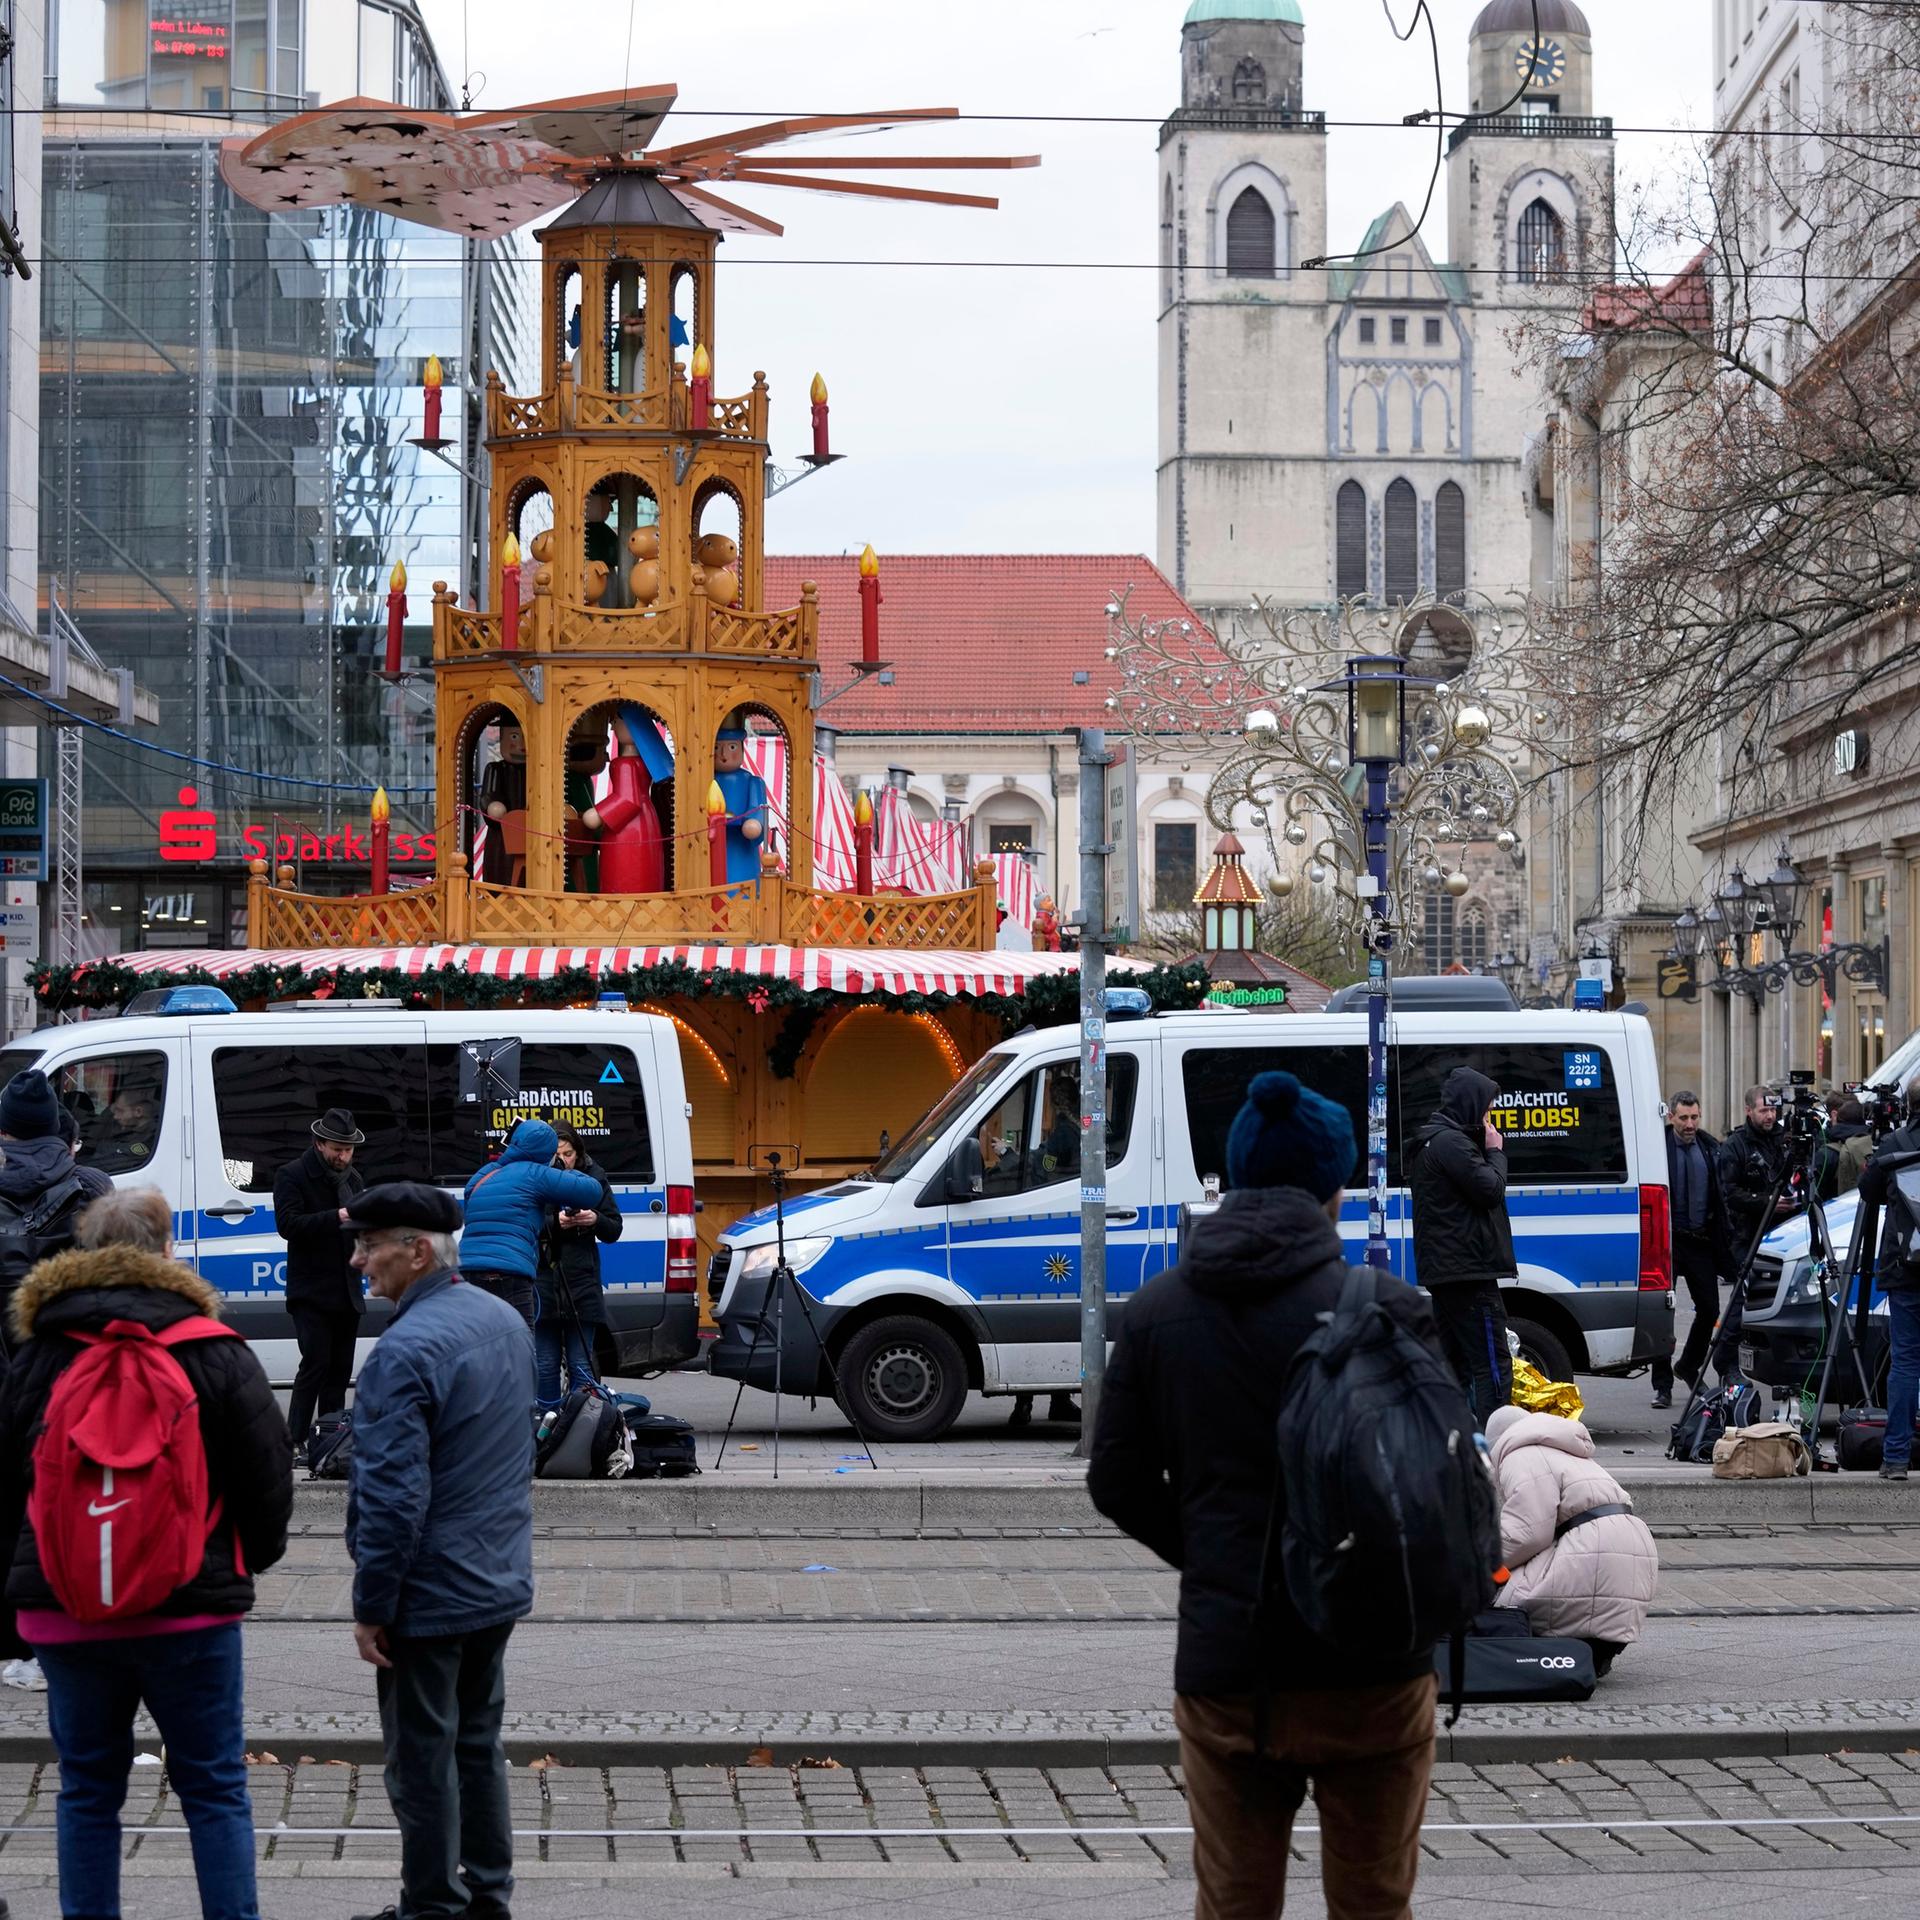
[534,1315,600,1409]
[36,1622,256,1920]
[1884,1289,1920,1468]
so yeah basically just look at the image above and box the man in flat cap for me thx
[273,1106,367,1449]
[343,1182,533,1920]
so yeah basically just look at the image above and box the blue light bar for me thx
[122,985,238,1017]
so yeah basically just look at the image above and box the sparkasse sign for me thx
[157,786,435,865]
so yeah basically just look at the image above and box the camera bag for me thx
[623,1410,699,1478]
[1430,1623,1597,1703]
[1668,1376,1761,1462]
[307,1410,355,1481]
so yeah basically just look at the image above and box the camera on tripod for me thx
[1857,1078,1910,1141]
[1762,1068,1824,1144]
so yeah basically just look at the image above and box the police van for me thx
[708,999,1674,1441]
[0,992,700,1383]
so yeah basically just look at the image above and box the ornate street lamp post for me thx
[1669,844,1890,1074]
[1347,654,1407,1269]
[1105,590,1527,1271]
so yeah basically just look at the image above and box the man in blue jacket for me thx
[344,1182,533,1920]
[460,1119,601,1326]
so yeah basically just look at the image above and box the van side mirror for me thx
[946,1135,985,1204]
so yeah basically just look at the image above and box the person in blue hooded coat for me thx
[459,1120,600,1327]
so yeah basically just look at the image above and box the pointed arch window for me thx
[1232,58,1266,104]
[1459,903,1489,971]
[1436,481,1466,603]
[1383,478,1418,603]
[1516,198,1567,284]
[1336,481,1367,600]
[1226,187,1277,278]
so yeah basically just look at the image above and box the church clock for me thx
[1514,36,1566,88]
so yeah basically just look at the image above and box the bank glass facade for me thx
[41,0,535,950]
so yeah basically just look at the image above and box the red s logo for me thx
[159,785,218,862]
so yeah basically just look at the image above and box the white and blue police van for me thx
[708,988,1675,1441]
[0,989,701,1383]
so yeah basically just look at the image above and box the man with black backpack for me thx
[1856,1074,1920,1482]
[0,1071,109,1352]
[1091,1070,1486,1920]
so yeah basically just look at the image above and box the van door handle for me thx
[1105,1208,1139,1226]
[205,1204,255,1223]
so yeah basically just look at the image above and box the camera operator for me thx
[1718,1084,1798,1266]
[1854,1073,1920,1482]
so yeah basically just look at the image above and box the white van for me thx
[708,1000,1675,1440]
[0,993,700,1382]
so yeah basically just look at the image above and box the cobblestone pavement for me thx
[245,1522,1920,1623]
[2,1751,1919,1883]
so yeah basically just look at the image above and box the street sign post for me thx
[1101,739,1138,944]
[0,781,46,882]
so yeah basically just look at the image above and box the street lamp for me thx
[1671,904,1704,961]
[1715,866,1757,942]
[1342,654,1411,1271]
[1756,844,1808,945]
[1105,588,1526,1268]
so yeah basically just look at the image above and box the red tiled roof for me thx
[764,553,1209,733]
[1583,251,1713,335]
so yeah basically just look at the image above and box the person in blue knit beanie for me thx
[1088,1067,1446,1918]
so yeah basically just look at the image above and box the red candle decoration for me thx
[707,779,729,888]
[690,342,712,431]
[370,786,391,895]
[854,788,874,896]
[500,532,521,651]
[810,371,830,459]
[422,353,443,441]
[384,558,407,675]
[857,543,882,666]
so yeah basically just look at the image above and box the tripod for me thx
[1800,1188,1882,1467]
[714,1147,877,1478]
[1670,1127,1858,1450]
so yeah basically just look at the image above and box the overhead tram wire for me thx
[15,102,1920,141]
[21,252,1920,288]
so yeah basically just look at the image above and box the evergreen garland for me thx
[27,956,1211,1078]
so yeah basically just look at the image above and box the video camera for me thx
[1761,1069,1824,1144]
[1857,1078,1910,1142]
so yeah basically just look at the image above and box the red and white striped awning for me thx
[108,945,1106,998]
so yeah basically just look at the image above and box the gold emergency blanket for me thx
[1509,1358,1584,1423]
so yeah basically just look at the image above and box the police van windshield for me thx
[869,1050,1012,1183]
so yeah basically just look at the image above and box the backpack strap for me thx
[19,1173,87,1238]
[153,1316,241,1349]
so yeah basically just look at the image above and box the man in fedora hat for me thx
[273,1106,368,1447]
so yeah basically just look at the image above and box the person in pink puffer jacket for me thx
[1485,1405,1659,1676]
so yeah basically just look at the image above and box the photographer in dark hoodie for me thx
[1090,1071,1444,1920]
[1409,1064,1516,1426]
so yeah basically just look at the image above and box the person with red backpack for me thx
[0,1184,292,1920]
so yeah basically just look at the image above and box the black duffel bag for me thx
[1430,1605,1597,1703]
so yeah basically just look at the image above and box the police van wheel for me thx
[835,1316,969,1442]
[1509,1315,1574,1384]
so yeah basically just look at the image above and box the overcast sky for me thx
[418,0,1715,558]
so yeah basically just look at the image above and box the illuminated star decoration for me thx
[1044,1253,1073,1283]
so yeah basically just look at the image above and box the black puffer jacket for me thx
[1089,1186,1443,1696]
[534,1156,622,1326]
[1408,1066,1516,1288]
[0,1244,293,1620]
[272,1144,366,1315]
[1719,1118,1791,1252]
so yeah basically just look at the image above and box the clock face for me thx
[1514,35,1567,88]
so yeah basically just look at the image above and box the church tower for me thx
[1157,0,1330,617]
[1447,0,1612,286]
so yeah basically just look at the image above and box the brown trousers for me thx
[1175,1674,1436,1920]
